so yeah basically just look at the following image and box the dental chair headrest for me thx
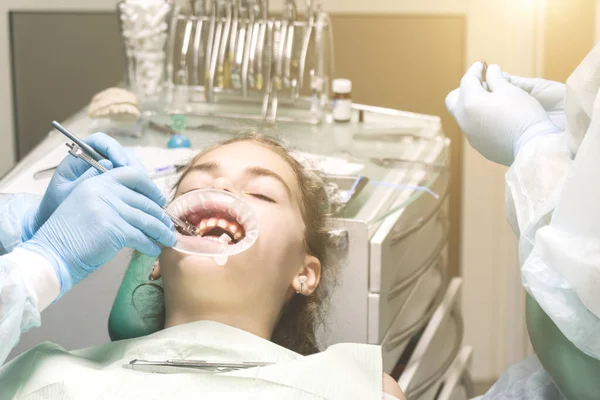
[109,252,164,341]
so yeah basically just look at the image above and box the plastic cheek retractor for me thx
[166,189,259,265]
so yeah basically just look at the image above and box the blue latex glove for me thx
[20,166,176,298]
[21,133,145,242]
[446,62,562,166]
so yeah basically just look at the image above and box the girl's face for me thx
[159,141,320,321]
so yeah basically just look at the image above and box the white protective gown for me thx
[477,43,600,399]
[0,193,59,366]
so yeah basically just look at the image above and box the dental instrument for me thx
[225,0,239,87]
[283,0,297,91]
[204,0,218,101]
[247,1,261,89]
[254,0,268,90]
[481,60,488,84]
[51,121,200,237]
[207,0,225,98]
[216,0,233,88]
[297,0,315,97]
[35,162,182,181]
[176,7,194,85]
[241,0,257,95]
[52,121,105,162]
[191,1,205,86]
[230,0,247,89]
[124,359,273,374]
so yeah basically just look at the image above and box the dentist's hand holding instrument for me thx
[19,122,178,299]
[52,121,200,237]
[21,132,146,241]
[0,124,177,366]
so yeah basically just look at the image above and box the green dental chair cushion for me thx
[108,252,164,341]
[526,294,600,400]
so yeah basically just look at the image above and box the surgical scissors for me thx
[51,121,200,237]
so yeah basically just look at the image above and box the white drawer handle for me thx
[388,215,450,301]
[389,178,451,246]
[406,311,465,399]
[384,263,449,352]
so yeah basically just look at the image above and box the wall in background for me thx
[0,0,121,177]
[542,0,596,82]
[10,12,124,159]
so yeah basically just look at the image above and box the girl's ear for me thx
[292,255,321,295]
[149,261,161,281]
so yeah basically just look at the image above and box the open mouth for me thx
[182,210,246,244]
[167,189,259,257]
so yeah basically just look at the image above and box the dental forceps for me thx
[225,0,240,87]
[283,0,297,93]
[176,1,195,85]
[230,0,246,89]
[246,0,261,90]
[51,121,200,237]
[297,0,315,98]
[216,0,233,88]
[124,359,273,374]
[253,0,268,91]
[191,0,205,85]
[204,0,218,101]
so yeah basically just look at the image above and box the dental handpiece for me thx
[52,122,199,237]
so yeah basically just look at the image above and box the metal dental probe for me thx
[51,121,200,237]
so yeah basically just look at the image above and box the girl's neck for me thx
[164,305,275,340]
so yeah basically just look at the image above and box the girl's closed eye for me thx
[248,192,276,203]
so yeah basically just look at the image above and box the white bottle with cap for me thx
[332,78,352,123]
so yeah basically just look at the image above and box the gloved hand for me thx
[20,166,176,298]
[446,62,562,166]
[21,132,145,242]
[508,75,566,130]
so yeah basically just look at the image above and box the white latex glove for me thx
[508,76,566,130]
[446,62,562,166]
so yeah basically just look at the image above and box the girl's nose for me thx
[213,177,233,192]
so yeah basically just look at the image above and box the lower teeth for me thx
[201,235,234,244]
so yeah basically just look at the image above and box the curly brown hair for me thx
[149,130,338,355]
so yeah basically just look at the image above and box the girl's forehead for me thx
[195,142,295,175]
[188,141,303,199]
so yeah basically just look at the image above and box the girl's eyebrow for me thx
[244,166,292,199]
[185,161,292,199]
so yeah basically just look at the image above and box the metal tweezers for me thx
[124,359,273,374]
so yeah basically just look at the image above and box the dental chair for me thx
[526,295,600,400]
[109,253,164,340]
[109,253,600,400]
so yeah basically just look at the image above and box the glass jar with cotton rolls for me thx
[117,0,177,111]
